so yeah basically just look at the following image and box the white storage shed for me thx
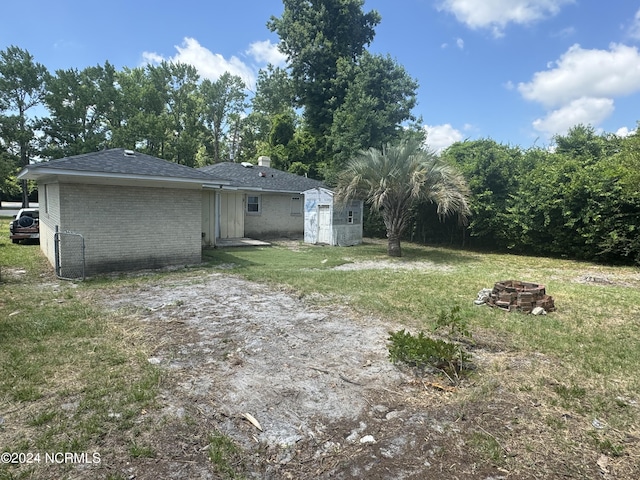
[303,187,363,246]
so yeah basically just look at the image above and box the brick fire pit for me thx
[486,280,555,313]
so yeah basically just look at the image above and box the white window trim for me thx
[247,194,261,215]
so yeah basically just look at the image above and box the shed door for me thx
[317,205,332,244]
[220,192,244,238]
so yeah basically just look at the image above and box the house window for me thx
[290,196,302,215]
[347,210,354,224]
[247,195,261,214]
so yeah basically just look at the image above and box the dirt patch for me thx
[332,259,453,272]
[91,270,637,479]
[93,272,511,479]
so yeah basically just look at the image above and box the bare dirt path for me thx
[99,271,505,479]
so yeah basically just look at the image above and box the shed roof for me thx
[18,149,228,186]
[199,162,325,193]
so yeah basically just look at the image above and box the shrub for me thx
[387,329,471,378]
[433,305,472,340]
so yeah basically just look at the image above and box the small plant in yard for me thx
[433,305,472,341]
[387,329,472,380]
[469,431,505,465]
[129,440,156,458]
[388,305,474,382]
[208,432,245,479]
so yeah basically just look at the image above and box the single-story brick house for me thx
[19,150,360,276]
[198,156,325,241]
[18,149,229,275]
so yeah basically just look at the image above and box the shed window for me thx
[347,210,354,224]
[291,196,302,215]
[247,195,261,214]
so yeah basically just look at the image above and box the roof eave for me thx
[18,167,229,186]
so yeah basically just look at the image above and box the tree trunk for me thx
[21,180,29,208]
[20,141,30,208]
[387,231,402,257]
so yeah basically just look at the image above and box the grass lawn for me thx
[203,240,640,476]
[0,217,161,480]
[1,217,639,478]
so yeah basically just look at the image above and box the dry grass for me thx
[203,239,640,478]
[1,230,639,478]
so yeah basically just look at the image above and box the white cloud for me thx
[518,43,640,108]
[615,126,636,138]
[441,38,465,50]
[519,43,640,138]
[532,97,614,137]
[246,40,287,66]
[142,37,286,90]
[551,26,576,38]
[141,51,165,64]
[423,124,464,153]
[437,0,573,37]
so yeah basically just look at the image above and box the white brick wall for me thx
[244,192,304,238]
[56,183,202,275]
[39,183,61,269]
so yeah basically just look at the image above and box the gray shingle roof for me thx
[199,162,325,193]
[24,148,223,181]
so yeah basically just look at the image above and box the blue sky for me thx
[2,0,640,152]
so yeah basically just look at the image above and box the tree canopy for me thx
[268,0,380,136]
[0,45,48,206]
[269,0,418,180]
[437,125,640,264]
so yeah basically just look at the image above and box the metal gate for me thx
[54,227,85,281]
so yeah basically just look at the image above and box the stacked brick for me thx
[487,280,555,313]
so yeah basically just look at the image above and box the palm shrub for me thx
[336,139,471,256]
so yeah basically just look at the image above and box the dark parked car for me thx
[9,208,39,243]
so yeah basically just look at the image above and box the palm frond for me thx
[335,139,470,238]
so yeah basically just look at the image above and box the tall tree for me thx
[336,140,470,257]
[251,64,295,119]
[246,65,297,163]
[268,0,380,137]
[151,62,202,166]
[330,52,419,174]
[40,62,117,158]
[200,72,247,163]
[0,46,48,206]
[110,66,168,156]
[259,112,297,170]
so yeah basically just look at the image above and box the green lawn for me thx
[203,239,640,475]
[0,217,161,480]
[2,219,639,478]
[204,241,640,386]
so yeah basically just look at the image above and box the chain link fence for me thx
[54,229,85,281]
